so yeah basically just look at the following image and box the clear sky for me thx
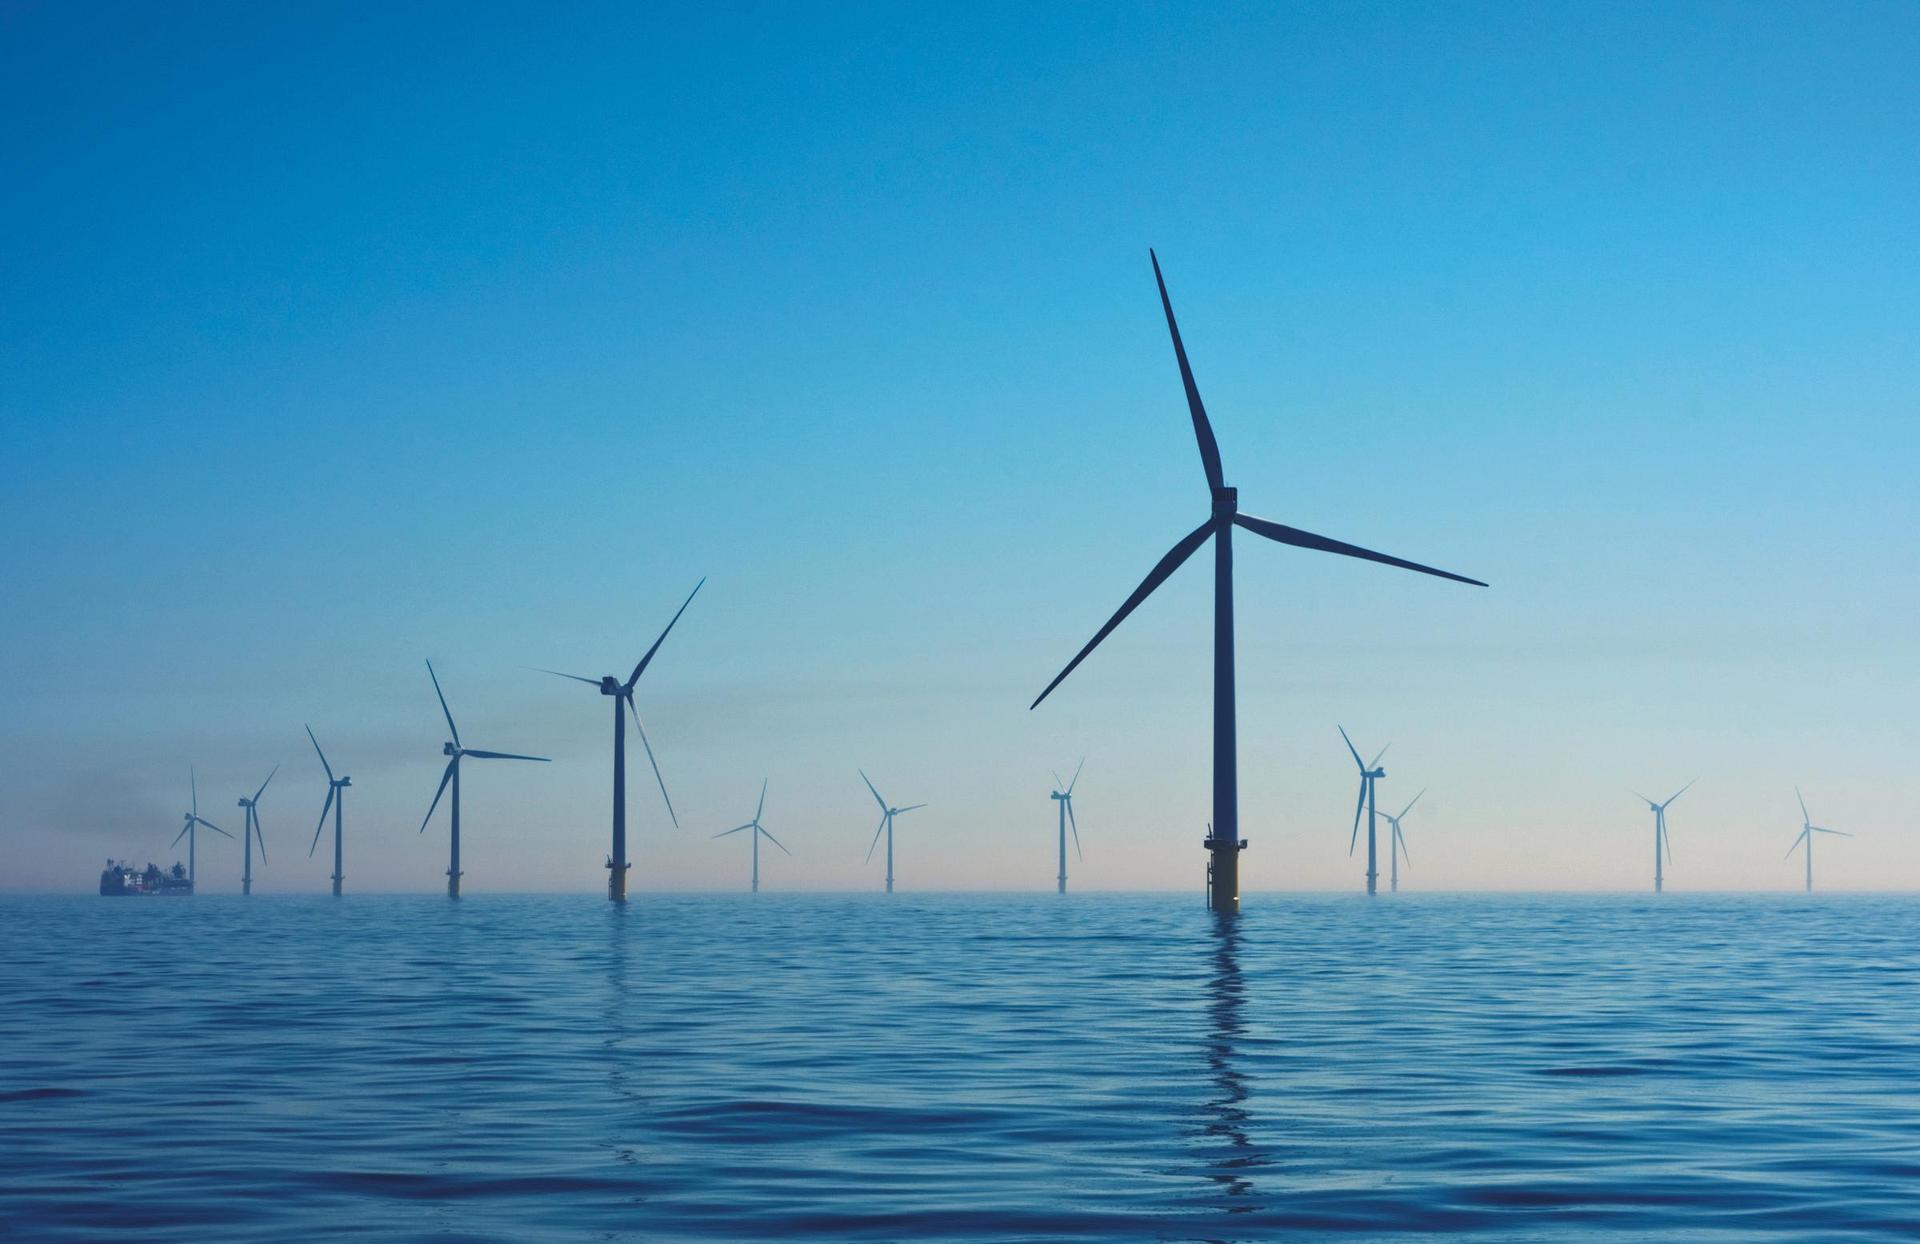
[3,2,1915,894]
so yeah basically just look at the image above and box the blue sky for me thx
[3,2,1915,893]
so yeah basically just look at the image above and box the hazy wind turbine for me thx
[537,578,703,903]
[421,659,549,898]
[1050,760,1085,894]
[171,766,232,891]
[861,771,925,894]
[1787,787,1852,893]
[236,766,276,895]
[1634,780,1694,893]
[713,780,789,892]
[1377,789,1423,894]
[1340,728,1390,895]
[305,726,351,896]
[1029,251,1486,913]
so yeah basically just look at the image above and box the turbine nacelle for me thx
[597,676,621,695]
[335,776,353,788]
[443,741,459,757]
[1211,485,1237,519]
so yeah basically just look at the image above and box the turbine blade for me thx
[1796,786,1811,826]
[253,764,277,803]
[190,765,198,817]
[534,667,602,686]
[421,759,455,832]
[1813,827,1854,837]
[1349,781,1366,854]
[1631,790,1655,805]
[1051,771,1066,793]
[626,577,705,691]
[1395,823,1411,865]
[894,803,927,815]
[1663,778,1697,808]
[171,824,189,848]
[859,770,888,815]
[759,825,792,856]
[713,825,752,839]
[253,817,267,864]
[197,817,233,839]
[1400,788,1426,819]
[1369,743,1390,769]
[463,749,551,762]
[1149,249,1225,491]
[1067,757,1085,796]
[627,696,676,827]
[865,813,887,863]
[306,725,334,783]
[755,778,767,824]
[426,659,461,748]
[309,786,335,857]
[1338,725,1365,770]
[1029,519,1214,710]
[1067,799,1082,861]
[1663,825,1673,867]
[1786,828,1808,859]
[1233,513,1487,587]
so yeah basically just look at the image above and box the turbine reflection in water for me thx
[1198,913,1265,1217]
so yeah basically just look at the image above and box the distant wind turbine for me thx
[171,766,232,891]
[1634,780,1694,893]
[537,578,703,903]
[1377,789,1424,894]
[860,771,925,894]
[421,659,549,898]
[235,766,276,895]
[1787,787,1852,893]
[305,726,351,896]
[713,780,789,893]
[1030,251,1486,913]
[1340,727,1390,895]
[1050,760,1085,894]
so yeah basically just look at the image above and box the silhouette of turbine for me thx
[235,766,275,895]
[305,726,351,896]
[421,659,548,898]
[1377,789,1424,893]
[1341,727,1390,895]
[860,771,925,894]
[1030,251,1485,913]
[713,780,789,892]
[1634,780,1694,893]
[1787,787,1852,893]
[170,766,232,891]
[1050,760,1084,894]
[537,578,703,902]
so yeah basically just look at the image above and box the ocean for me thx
[2,893,1916,1241]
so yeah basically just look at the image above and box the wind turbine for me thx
[1340,727,1390,895]
[1788,787,1852,893]
[305,726,351,896]
[860,771,925,894]
[1377,789,1424,894]
[170,766,232,892]
[1029,251,1486,913]
[1634,780,1694,893]
[421,659,549,898]
[1050,760,1085,894]
[536,578,703,903]
[235,766,276,895]
[713,780,789,892]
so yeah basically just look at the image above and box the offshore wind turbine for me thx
[235,766,276,895]
[1788,787,1852,893]
[1634,780,1694,893]
[305,726,351,896]
[713,780,789,892]
[860,771,925,894]
[536,578,703,903]
[421,659,549,898]
[1050,760,1085,894]
[1340,728,1390,895]
[170,767,232,892]
[1029,251,1486,913]
[1377,789,1424,894]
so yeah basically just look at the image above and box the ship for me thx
[99,859,193,896]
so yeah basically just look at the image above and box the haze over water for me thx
[4,892,1916,1241]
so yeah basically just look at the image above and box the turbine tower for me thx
[236,766,276,895]
[713,780,789,892]
[860,771,925,894]
[421,659,549,898]
[1030,251,1486,914]
[1340,728,1390,895]
[1788,787,1852,893]
[305,726,351,896]
[1634,780,1694,893]
[170,767,232,891]
[1377,789,1423,894]
[537,578,703,902]
[1050,760,1084,894]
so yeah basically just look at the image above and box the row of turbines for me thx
[161,252,1857,905]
